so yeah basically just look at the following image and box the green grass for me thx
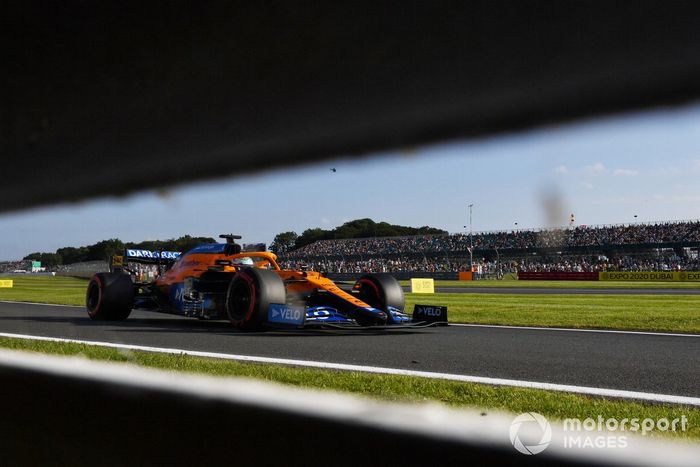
[0,275,87,305]
[400,279,700,289]
[0,336,697,441]
[2,276,699,333]
[406,293,700,333]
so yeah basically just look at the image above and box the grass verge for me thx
[0,336,697,441]
[1,276,699,333]
[400,279,700,289]
[0,275,87,306]
[405,293,700,333]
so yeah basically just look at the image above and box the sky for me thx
[3,103,700,260]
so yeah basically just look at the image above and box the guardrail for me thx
[0,350,697,466]
[518,272,599,281]
[55,261,109,278]
[327,272,461,281]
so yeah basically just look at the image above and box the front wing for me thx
[267,304,447,329]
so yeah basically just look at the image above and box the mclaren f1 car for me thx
[86,235,445,329]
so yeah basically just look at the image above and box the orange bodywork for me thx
[156,250,371,309]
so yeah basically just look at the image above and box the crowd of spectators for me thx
[281,252,696,274]
[280,257,463,274]
[130,263,160,281]
[285,220,700,258]
[516,254,693,273]
[0,260,30,273]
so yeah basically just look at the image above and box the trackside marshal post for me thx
[410,278,435,293]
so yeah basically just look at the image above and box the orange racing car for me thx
[86,235,443,329]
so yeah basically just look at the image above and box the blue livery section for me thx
[169,283,185,311]
[305,306,355,323]
[387,306,411,323]
[167,282,215,316]
[268,304,306,325]
[187,243,227,254]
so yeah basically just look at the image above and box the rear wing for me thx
[111,249,182,275]
[124,249,181,264]
[110,249,181,272]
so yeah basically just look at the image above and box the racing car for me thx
[86,235,444,329]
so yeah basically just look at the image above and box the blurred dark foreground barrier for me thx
[0,350,698,466]
[6,2,700,212]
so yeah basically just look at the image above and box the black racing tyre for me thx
[354,273,405,312]
[86,272,134,321]
[226,268,286,330]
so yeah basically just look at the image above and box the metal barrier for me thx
[1,350,697,466]
[518,272,599,281]
[55,261,109,278]
[327,272,460,281]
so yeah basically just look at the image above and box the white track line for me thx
[0,331,697,407]
[450,323,700,338]
[1,300,697,337]
[0,300,82,308]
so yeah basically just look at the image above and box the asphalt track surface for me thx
[412,287,700,295]
[0,301,698,398]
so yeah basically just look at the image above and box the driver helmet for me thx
[233,257,254,266]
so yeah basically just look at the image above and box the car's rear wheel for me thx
[226,268,286,330]
[354,273,405,312]
[86,272,134,320]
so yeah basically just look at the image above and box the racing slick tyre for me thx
[226,268,286,330]
[354,273,405,313]
[86,272,134,321]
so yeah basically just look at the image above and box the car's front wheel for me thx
[225,268,286,330]
[354,273,405,313]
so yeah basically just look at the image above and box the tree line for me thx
[269,218,446,255]
[23,235,216,266]
[23,219,446,265]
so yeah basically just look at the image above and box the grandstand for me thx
[281,220,700,275]
[6,220,700,278]
[0,260,31,274]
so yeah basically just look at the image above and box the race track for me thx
[0,301,698,398]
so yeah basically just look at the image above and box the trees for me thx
[22,235,218,266]
[175,235,217,252]
[56,246,89,264]
[86,239,125,262]
[270,231,298,255]
[274,219,448,252]
[23,252,62,267]
[126,235,216,253]
[295,228,326,249]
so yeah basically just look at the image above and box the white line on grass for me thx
[449,323,700,338]
[0,300,82,308]
[2,300,698,337]
[0,331,698,407]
